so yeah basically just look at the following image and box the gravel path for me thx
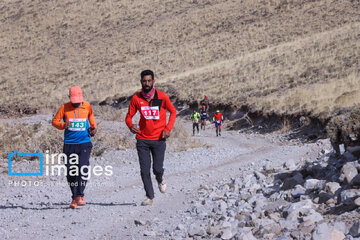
[0,117,321,240]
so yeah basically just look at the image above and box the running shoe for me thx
[75,196,85,206]
[141,198,154,206]
[70,200,78,209]
[159,179,167,193]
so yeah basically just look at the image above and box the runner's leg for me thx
[136,139,154,199]
[76,142,92,198]
[64,144,77,200]
[150,140,166,184]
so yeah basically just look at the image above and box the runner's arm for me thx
[88,104,97,128]
[52,105,66,130]
[164,94,177,132]
[125,96,137,128]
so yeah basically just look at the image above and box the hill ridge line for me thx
[159,22,360,83]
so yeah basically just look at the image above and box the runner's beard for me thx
[142,84,154,93]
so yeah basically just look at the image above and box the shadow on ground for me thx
[0,201,136,210]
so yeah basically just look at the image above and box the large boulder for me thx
[324,182,341,195]
[349,221,360,238]
[311,222,346,240]
[304,179,326,191]
[301,209,323,226]
[350,174,360,186]
[339,162,358,184]
[340,189,360,205]
[311,222,332,240]
[283,199,314,221]
[282,172,304,190]
[188,224,206,237]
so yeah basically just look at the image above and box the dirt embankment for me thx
[5,88,359,151]
[0,104,38,118]
[327,107,360,152]
[96,85,360,150]
[97,91,327,141]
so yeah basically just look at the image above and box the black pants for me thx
[136,139,166,199]
[63,142,93,200]
[193,122,199,134]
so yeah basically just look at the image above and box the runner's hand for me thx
[162,130,170,139]
[130,124,139,134]
[89,126,97,136]
[64,121,71,129]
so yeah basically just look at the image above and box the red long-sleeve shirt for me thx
[213,112,223,122]
[125,90,177,140]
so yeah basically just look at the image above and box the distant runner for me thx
[200,95,209,111]
[200,105,208,130]
[52,86,97,209]
[125,70,177,206]
[213,110,224,137]
[190,109,200,136]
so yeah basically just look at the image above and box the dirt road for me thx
[0,117,321,240]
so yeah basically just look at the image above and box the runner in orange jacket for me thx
[52,86,97,209]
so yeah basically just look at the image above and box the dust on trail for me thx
[0,117,320,240]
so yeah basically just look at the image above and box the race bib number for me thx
[141,106,159,120]
[68,118,86,131]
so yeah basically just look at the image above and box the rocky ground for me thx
[169,139,360,240]
[0,116,359,239]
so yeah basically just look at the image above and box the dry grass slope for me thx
[0,121,133,159]
[0,116,207,166]
[164,22,360,117]
[0,0,359,118]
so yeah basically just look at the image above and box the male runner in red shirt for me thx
[213,110,224,137]
[125,70,177,205]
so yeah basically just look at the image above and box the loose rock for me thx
[324,182,341,195]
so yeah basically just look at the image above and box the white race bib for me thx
[141,106,160,120]
[68,118,86,131]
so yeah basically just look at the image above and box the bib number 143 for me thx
[68,118,86,131]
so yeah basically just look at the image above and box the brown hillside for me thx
[0,0,359,117]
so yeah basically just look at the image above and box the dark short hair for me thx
[140,70,154,80]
